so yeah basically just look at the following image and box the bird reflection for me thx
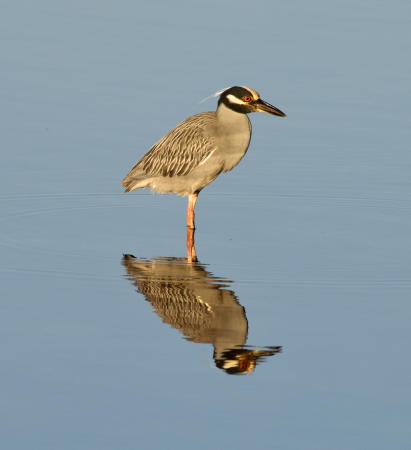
[122,254,281,374]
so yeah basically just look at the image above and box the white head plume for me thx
[199,87,231,104]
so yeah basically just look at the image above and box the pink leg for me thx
[186,193,198,229]
[186,227,198,263]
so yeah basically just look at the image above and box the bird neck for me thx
[216,102,251,130]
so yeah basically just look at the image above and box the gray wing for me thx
[124,112,217,181]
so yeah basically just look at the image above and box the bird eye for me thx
[242,96,253,103]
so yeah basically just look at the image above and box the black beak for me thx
[254,99,286,117]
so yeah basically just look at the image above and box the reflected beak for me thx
[254,98,286,117]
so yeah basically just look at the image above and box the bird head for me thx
[218,86,286,117]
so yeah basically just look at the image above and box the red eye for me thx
[242,96,252,102]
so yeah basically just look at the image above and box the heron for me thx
[122,86,286,259]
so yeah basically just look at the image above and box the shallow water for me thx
[1,1,411,449]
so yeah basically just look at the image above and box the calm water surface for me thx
[1,1,410,449]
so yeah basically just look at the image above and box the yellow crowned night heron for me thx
[122,86,286,229]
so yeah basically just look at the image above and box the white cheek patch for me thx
[226,94,245,105]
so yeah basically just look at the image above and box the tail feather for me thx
[122,175,150,192]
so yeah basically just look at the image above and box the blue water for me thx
[1,1,410,449]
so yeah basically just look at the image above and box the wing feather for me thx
[123,113,217,183]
